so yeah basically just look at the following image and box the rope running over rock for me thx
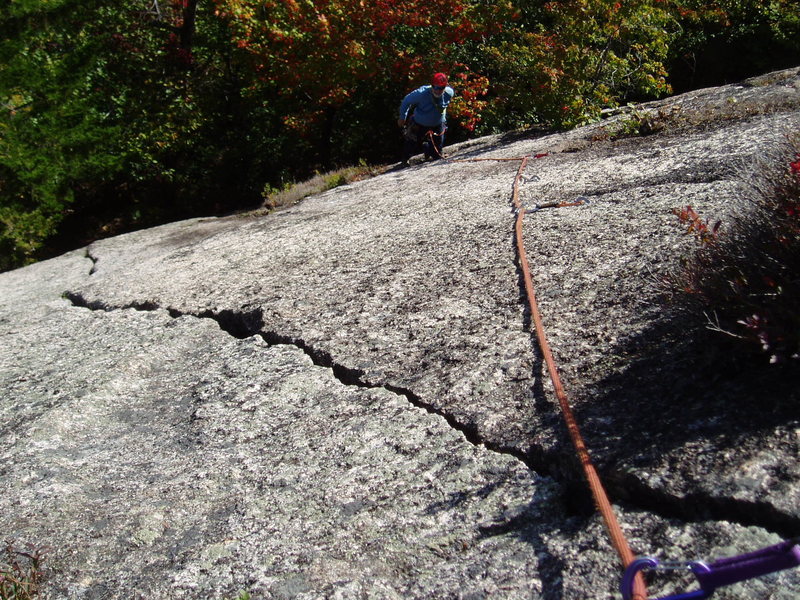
[430,141,649,599]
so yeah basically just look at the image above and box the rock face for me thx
[2,68,800,599]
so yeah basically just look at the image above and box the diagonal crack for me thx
[63,290,800,540]
[62,291,490,453]
[194,303,493,452]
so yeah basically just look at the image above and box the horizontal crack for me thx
[63,290,800,538]
[522,441,800,539]
[64,291,165,313]
[607,469,800,539]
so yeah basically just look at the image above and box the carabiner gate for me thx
[621,557,713,600]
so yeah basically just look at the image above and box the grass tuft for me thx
[1,542,45,600]
[261,162,388,212]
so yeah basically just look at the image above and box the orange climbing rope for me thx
[419,139,648,597]
[510,155,648,600]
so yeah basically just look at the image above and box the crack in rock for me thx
[63,290,800,538]
[607,470,800,540]
[84,248,99,276]
[62,291,493,454]
[192,304,496,454]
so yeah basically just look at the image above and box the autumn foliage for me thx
[211,0,508,134]
[0,0,799,269]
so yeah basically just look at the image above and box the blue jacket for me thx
[399,85,455,128]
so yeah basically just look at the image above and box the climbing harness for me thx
[421,127,446,159]
[621,539,800,600]
[431,144,800,599]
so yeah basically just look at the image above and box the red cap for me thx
[432,73,448,87]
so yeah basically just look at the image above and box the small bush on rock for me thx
[665,134,800,363]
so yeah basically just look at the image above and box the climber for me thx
[397,73,455,166]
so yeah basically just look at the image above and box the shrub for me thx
[665,134,800,363]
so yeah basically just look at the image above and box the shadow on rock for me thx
[574,311,800,532]
[476,489,569,600]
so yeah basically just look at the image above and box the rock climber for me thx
[397,73,455,166]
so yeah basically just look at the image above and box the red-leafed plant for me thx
[673,205,722,246]
[665,135,800,363]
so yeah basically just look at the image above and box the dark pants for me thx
[402,121,445,162]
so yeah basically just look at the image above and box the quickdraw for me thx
[525,197,591,212]
[621,539,800,600]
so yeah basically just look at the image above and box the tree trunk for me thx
[179,0,199,51]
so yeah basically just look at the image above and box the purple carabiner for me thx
[620,558,712,600]
[622,540,800,600]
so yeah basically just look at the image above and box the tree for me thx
[0,0,268,268]
[211,0,507,164]
[477,0,676,131]
[2,0,798,271]
[666,0,800,91]
[0,0,125,269]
